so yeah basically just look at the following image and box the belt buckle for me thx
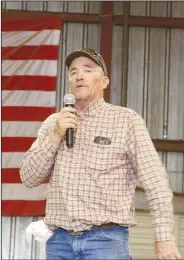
[69,230,84,236]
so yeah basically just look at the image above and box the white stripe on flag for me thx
[2,30,61,47]
[2,60,57,76]
[2,121,42,137]
[2,183,49,200]
[2,152,26,168]
[2,90,56,107]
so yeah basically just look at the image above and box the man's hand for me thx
[51,107,77,143]
[155,240,182,259]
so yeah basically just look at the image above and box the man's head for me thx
[65,48,108,76]
[65,48,109,105]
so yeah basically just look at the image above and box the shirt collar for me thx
[76,98,105,118]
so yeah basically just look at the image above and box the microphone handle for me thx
[66,128,73,148]
[65,104,74,148]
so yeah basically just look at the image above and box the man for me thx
[20,48,182,260]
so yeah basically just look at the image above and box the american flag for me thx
[2,15,62,216]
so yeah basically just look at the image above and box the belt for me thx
[66,222,118,236]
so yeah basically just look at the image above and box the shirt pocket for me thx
[85,132,121,173]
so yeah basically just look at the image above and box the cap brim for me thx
[65,50,102,68]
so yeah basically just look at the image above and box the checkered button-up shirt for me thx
[20,98,174,241]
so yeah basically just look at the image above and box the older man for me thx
[20,48,181,260]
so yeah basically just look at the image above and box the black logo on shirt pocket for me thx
[94,136,111,145]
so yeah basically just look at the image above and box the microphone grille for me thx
[64,94,76,105]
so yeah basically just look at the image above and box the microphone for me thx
[64,94,76,148]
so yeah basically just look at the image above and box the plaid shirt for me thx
[20,99,174,241]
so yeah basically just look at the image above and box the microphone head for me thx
[64,94,76,106]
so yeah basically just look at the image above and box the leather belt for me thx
[66,222,118,236]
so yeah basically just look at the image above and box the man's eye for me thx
[85,69,91,72]
[71,71,76,75]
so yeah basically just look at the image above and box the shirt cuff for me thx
[154,225,174,241]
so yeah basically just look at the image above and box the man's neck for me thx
[75,101,89,112]
[75,97,104,113]
[75,98,94,112]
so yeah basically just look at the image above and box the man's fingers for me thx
[169,254,177,260]
[64,118,77,126]
[64,121,78,129]
[158,254,174,260]
[65,124,78,130]
[157,252,182,260]
[174,252,183,259]
[169,253,182,260]
[63,112,77,119]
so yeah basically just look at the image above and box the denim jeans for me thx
[46,225,131,260]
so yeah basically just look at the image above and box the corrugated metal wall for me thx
[2,1,184,259]
[111,2,184,194]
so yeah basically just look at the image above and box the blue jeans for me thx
[46,225,131,260]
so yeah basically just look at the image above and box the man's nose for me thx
[76,71,84,80]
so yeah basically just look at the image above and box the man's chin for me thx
[75,95,88,102]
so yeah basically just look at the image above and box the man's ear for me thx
[103,76,109,89]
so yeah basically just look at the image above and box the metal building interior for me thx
[2,1,184,259]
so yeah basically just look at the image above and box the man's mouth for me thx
[76,85,85,88]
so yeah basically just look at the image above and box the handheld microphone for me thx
[63,94,76,148]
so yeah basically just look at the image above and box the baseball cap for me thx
[65,48,107,75]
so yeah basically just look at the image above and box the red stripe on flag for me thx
[2,137,36,152]
[2,200,46,216]
[2,16,62,31]
[2,168,50,184]
[2,168,22,183]
[2,45,59,60]
[2,107,55,121]
[2,75,57,91]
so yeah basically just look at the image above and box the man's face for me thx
[68,56,109,103]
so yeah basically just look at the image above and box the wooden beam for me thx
[63,13,99,23]
[3,10,184,28]
[114,15,184,28]
[153,139,184,152]
[100,2,113,103]
[121,2,130,107]
[2,10,100,24]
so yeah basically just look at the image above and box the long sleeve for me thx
[20,113,61,188]
[127,112,174,241]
